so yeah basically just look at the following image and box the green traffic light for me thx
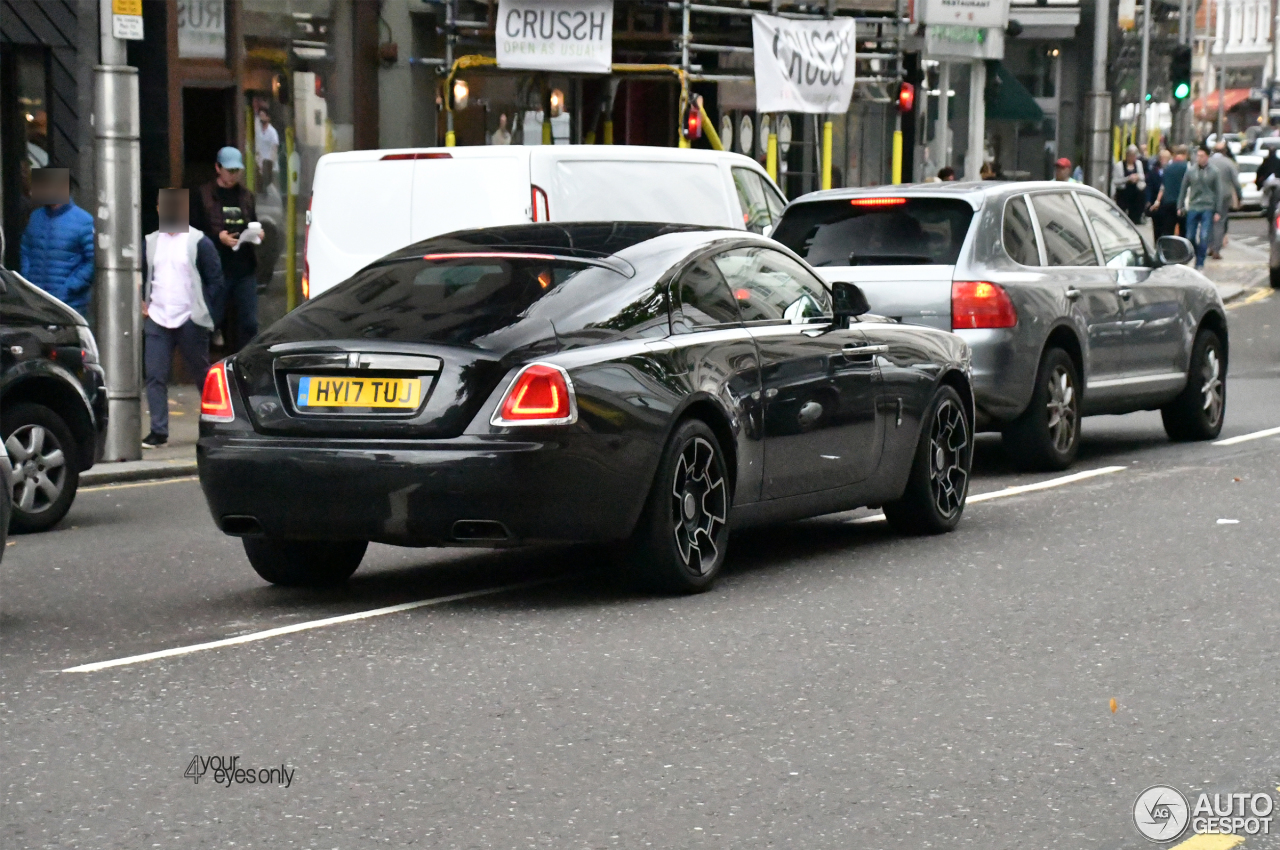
[1174,82,1191,100]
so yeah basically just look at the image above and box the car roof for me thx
[784,180,1109,210]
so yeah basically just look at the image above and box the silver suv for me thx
[772,181,1228,470]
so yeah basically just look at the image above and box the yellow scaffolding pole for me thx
[822,119,833,189]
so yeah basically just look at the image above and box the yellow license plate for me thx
[296,375,422,409]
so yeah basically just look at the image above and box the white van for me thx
[302,145,787,297]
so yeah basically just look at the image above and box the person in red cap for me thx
[1054,157,1078,182]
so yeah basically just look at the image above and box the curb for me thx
[81,459,198,486]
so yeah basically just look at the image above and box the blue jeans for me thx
[214,272,260,351]
[1185,209,1214,267]
[144,318,209,437]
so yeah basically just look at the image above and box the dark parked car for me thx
[1,267,108,532]
[774,182,1230,470]
[198,223,974,593]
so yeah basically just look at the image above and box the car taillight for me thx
[200,361,235,422]
[951,280,1017,329]
[491,363,576,426]
[531,185,549,222]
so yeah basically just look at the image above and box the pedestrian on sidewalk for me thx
[254,107,280,188]
[191,147,259,352]
[19,168,95,319]
[1208,143,1239,259]
[1177,145,1222,271]
[140,189,225,449]
[1112,145,1147,224]
[1152,145,1188,239]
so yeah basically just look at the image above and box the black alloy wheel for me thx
[884,384,973,535]
[1003,347,1081,472]
[1162,328,1226,441]
[242,538,368,587]
[2,402,80,533]
[629,419,730,594]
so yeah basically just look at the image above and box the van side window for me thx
[1002,195,1041,266]
[732,168,778,234]
[1029,192,1099,266]
[672,258,742,332]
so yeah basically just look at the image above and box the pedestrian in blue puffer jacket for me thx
[20,169,96,319]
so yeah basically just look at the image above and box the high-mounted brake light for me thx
[952,280,1018,330]
[531,185,549,222]
[851,197,907,207]
[422,251,560,262]
[380,152,453,160]
[201,361,235,422]
[491,363,577,426]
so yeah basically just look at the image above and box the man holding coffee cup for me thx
[191,146,260,351]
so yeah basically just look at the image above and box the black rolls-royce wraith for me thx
[197,223,974,593]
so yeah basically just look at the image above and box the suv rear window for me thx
[772,197,975,266]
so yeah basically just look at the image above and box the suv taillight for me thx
[491,363,576,426]
[952,281,1017,329]
[200,361,235,422]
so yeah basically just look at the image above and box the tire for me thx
[1161,328,1226,441]
[628,419,731,594]
[2,402,80,533]
[1002,347,1081,472]
[883,384,973,535]
[242,537,367,587]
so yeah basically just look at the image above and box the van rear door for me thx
[408,148,531,243]
[307,153,415,296]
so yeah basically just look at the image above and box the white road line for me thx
[80,476,199,493]
[847,465,1128,525]
[62,575,571,673]
[1213,426,1280,446]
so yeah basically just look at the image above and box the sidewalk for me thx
[82,243,1265,486]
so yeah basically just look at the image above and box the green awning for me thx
[986,63,1044,122]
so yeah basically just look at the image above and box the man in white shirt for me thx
[254,107,280,187]
[140,189,225,448]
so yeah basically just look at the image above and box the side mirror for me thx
[832,281,871,322]
[1156,235,1195,266]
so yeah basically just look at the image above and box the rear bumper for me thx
[953,328,1033,429]
[197,432,656,547]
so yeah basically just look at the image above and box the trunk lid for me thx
[812,264,955,330]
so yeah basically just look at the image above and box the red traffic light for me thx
[686,105,702,140]
[897,82,915,114]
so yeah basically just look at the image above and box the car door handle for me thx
[1119,288,1133,300]
[1065,288,1082,300]
[842,344,888,356]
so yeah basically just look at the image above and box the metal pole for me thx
[445,0,456,146]
[1272,0,1280,129]
[1139,0,1151,151]
[1203,0,1214,141]
[965,60,986,179]
[1085,0,1114,191]
[936,61,950,171]
[822,118,833,188]
[285,126,297,312]
[95,0,142,462]
[1217,0,1227,138]
[679,0,691,148]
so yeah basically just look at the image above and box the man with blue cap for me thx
[191,146,259,351]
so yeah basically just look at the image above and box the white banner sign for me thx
[916,0,1010,29]
[177,0,226,59]
[751,15,856,115]
[497,0,613,74]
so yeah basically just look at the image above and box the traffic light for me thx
[1171,46,1192,103]
[896,81,915,114]
[684,99,702,141]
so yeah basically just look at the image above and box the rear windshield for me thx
[772,198,976,266]
[308,255,627,346]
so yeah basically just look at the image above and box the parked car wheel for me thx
[2,402,80,533]
[1002,347,1081,472]
[242,537,368,587]
[628,419,730,594]
[1161,328,1226,441]
[884,384,973,535]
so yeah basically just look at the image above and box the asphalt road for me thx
[4,262,1278,848]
